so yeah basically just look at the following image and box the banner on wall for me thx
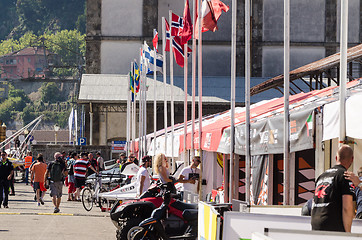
[217,108,314,155]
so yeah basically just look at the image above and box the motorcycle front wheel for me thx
[128,226,156,240]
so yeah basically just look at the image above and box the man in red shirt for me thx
[31,154,47,206]
[74,152,97,201]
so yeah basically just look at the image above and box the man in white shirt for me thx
[136,155,152,197]
[178,156,201,194]
[96,152,104,171]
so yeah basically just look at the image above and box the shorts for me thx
[33,182,47,192]
[50,181,63,198]
[75,178,86,189]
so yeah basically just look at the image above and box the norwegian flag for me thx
[165,19,171,52]
[172,36,192,68]
[171,12,183,36]
[179,0,193,45]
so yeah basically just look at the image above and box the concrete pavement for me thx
[0,182,116,240]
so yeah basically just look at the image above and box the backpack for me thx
[50,161,63,182]
[67,160,74,175]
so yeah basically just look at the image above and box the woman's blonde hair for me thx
[153,153,165,174]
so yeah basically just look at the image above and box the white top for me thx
[97,156,104,170]
[136,166,150,196]
[179,166,200,194]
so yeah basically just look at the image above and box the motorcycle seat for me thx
[171,200,198,212]
[182,209,198,222]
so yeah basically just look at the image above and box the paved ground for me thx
[0,182,117,240]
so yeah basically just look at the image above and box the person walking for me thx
[66,152,77,201]
[44,152,68,213]
[74,152,97,201]
[96,152,104,172]
[0,151,14,208]
[87,153,98,176]
[24,151,33,185]
[311,145,355,232]
[136,156,152,197]
[178,156,201,195]
[31,154,47,206]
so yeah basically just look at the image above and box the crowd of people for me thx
[0,150,201,214]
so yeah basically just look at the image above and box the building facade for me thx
[0,47,58,79]
[86,0,361,77]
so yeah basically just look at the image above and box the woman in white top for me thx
[153,153,172,183]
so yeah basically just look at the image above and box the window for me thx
[28,58,31,63]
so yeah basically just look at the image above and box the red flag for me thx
[195,0,229,36]
[179,0,193,45]
[172,36,192,68]
[164,19,171,52]
[171,12,183,36]
[152,29,158,52]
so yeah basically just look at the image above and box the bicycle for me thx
[81,172,125,211]
[81,173,102,211]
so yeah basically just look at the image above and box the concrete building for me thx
[86,0,361,77]
[83,0,362,145]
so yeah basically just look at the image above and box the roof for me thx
[78,74,279,104]
[31,130,70,144]
[250,43,362,96]
[2,47,55,57]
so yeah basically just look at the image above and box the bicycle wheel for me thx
[81,187,93,211]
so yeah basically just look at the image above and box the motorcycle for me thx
[110,181,197,240]
[127,182,198,240]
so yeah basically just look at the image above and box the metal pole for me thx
[197,0,203,200]
[283,0,290,205]
[162,17,168,157]
[183,0,189,166]
[230,0,237,203]
[184,42,188,166]
[245,0,251,205]
[339,0,348,145]
[169,11,175,170]
[89,102,93,145]
[127,63,132,154]
[191,0,197,160]
[153,31,157,156]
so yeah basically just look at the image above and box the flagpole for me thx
[339,0,348,146]
[139,47,143,158]
[169,10,175,171]
[132,59,137,154]
[196,0,203,200]
[126,63,131,155]
[184,42,188,166]
[153,30,157,157]
[191,0,197,160]
[283,0,290,205]
[229,0,237,202]
[143,41,148,157]
[245,0,251,205]
[162,17,168,158]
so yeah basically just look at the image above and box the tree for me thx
[40,82,63,103]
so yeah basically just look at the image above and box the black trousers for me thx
[0,180,9,206]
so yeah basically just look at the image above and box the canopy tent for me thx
[217,79,361,154]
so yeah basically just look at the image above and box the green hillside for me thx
[0,0,86,40]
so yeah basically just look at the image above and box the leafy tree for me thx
[21,105,37,125]
[40,82,63,103]
[0,0,18,39]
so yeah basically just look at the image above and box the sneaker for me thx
[4,205,8,208]
[54,208,60,213]
[37,202,40,207]
[40,198,44,205]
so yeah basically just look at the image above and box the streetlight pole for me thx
[54,124,60,144]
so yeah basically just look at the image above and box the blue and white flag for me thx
[142,42,163,74]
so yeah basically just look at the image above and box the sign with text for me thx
[112,141,126,153]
